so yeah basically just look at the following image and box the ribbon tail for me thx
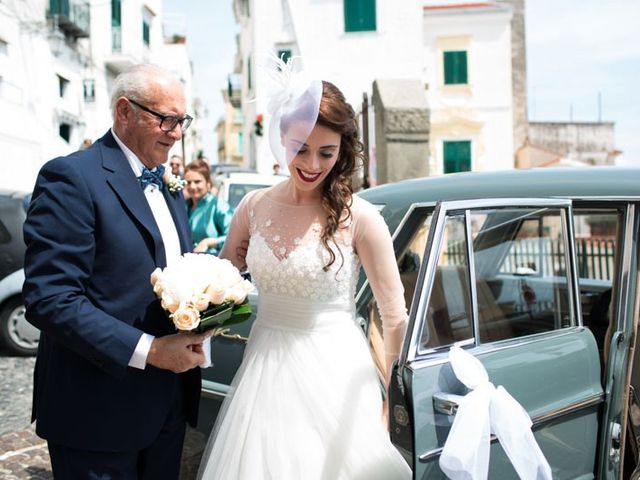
[440,386,493,480]
[490,386,552,480]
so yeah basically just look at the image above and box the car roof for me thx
[358,166,640,231]
[219,172,287,186]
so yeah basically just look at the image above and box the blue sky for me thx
[164,0,640,165]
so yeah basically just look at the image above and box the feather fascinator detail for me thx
[260,52,323,168]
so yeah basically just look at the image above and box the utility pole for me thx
[361,92,370,190]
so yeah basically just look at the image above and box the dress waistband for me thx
[255,293,356,332]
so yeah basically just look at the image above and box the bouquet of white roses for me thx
[150,253,253,334]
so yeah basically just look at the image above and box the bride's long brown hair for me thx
[316,81,365,271]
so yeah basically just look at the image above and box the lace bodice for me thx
[245,197,360,303]
[220,185,408,358]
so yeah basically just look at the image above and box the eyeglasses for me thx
[127,98,193,133]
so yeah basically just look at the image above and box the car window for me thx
[573,208,621,360]
[420,214,473,349]
[228,183,269,209]
[472,207,574,343]
[417,206,575,352]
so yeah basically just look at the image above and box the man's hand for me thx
[146,331,212,373]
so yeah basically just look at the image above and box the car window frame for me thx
[402,198,581,365]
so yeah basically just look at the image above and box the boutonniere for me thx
[163,169,186,194]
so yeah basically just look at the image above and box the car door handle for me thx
[433,392,465,416]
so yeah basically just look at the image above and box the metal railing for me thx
[445,237,615,281]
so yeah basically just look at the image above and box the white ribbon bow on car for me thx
[439,346,553,480]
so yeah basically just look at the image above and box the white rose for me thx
[150,268,163,287]
[226,282,250,305]
[206,284,227,305]
[171,305,200,331]
[192,292,211,312]
[153,280,165,296]
[161,292,181,314]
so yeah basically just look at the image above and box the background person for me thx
[168,153,184,177]
[22,64,210,480]
[185,159,233,255]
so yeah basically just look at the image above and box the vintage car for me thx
[199,166,640,479]
[214,172,287,209]
[0,190,38,355]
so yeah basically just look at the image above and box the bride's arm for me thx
[218,193,252,270]
[352,198,408,384]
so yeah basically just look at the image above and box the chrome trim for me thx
[419,392,605,462]
[200,380,230,401]
[406,327,587,371]
[433,392,464,416]
[466,210,480,342]
[403,203,447,364]
[563,205,582,329]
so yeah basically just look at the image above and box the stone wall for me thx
[372,80,430,184]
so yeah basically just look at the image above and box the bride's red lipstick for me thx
[296,168,321,183]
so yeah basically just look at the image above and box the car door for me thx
[198,291,256,433]
[386,199,604,479]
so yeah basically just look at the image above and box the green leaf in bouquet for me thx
[195,300,252,334]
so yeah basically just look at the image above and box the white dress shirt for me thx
[111,129,183,369]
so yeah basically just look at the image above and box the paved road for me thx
[0,348,206,479]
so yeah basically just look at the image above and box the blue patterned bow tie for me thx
[139,165,165,190]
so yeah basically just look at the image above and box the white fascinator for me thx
[263,54,323,168]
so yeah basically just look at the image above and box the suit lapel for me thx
[99,132,166,265]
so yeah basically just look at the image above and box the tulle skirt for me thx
[197,293,411,479]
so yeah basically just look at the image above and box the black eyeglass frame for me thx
[127,98,193,133]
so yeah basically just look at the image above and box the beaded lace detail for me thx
[245,197,360,303]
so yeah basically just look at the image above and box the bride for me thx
[197,64,411,479]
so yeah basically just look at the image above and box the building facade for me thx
[423,1,515,174]
[229,0,516,178]
[0,0,196,192]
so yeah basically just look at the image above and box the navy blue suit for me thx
[23,131,200,458]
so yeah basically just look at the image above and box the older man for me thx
[23,64,210,479]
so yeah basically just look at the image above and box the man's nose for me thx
[166,124,182,140]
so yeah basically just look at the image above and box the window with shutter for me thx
[344,0,376,32]
[443,140,472,173]
[444,50,468,85]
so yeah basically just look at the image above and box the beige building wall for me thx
[216,90,244,165]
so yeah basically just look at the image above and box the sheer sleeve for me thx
[352,197,408,375]
[219,190,259,270]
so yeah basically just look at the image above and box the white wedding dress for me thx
[197,188,411,479]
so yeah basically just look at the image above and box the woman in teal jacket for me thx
[184,159,233,255]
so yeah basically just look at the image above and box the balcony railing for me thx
[48,0,90,38]
[227,73,242,108]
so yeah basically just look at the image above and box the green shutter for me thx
[444,51,468,85]
[344,0,376,32]
[443,141,471,173]
[142,20,150,45]
[111,0,121,27]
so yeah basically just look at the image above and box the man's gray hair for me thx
[110,64,177,120]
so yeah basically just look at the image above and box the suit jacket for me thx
[23,131,201,452]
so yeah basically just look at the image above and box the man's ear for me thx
[114,97,131,126]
